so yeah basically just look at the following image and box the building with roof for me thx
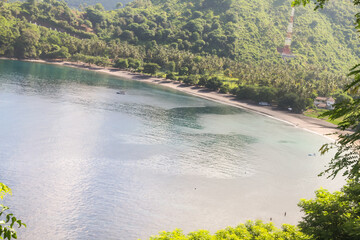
[314,97,335,109]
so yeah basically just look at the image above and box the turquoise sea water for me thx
[0,60,342,239]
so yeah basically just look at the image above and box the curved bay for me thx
[0,60,342,240]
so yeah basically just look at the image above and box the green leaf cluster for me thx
[298,181,360,240]
[0,183,26,240]
[148,221,310,240]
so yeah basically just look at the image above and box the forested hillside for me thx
[60,0,359,72]
[0,0,358,112]
[121,0,359,71]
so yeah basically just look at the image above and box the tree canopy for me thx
[148,221,310,240]
[298,180,360,240]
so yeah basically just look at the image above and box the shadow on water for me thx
[168,106,244,115]
[1,59,342,240]
[0,59,256,148]
[0,59,201,98]
[0,59,141,88]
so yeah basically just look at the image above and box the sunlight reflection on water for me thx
[0,60,343,240]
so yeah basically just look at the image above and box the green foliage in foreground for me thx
[318,63,360,180]
[298,181,360,240]
[0,183,26,240]
[149,221,310,240]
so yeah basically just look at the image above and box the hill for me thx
[116,0,359,72]
[0,0,358,112]
[6,0,359,71]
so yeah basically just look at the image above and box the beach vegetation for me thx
[278,93,307,113]
[183,75,199,86]
[143,62,161,75]
[127,58,141,70]
[219,83,230,94]
[205,76,223,91]
[166,72,176,80]
[114,58,129,69]
[236,85,258,101]
[256,86,277,103]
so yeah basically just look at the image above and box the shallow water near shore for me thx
[0,59,343,239]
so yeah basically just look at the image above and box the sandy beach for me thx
[1,58,341,140]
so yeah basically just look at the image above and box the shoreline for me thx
[1,57,340,140]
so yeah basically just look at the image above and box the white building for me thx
[314,97,335,109]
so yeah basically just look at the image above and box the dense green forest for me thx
[0,0,358,112]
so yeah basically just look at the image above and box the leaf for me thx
[10,217,16,229]
[5,215,12,224]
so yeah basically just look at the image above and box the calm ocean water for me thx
[0,60,342,239]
